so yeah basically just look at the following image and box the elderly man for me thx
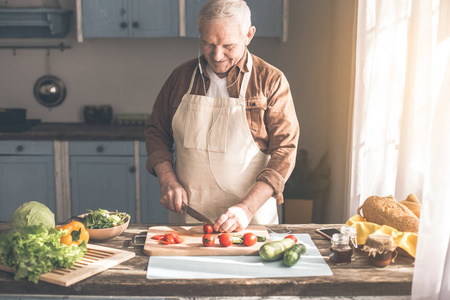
[145,0,299,232]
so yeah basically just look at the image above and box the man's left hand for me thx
[214,203,253,232]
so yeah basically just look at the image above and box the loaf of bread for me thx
[399,193,421,218]
[358,195,419,233]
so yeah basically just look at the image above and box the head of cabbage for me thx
[11,201,55,233]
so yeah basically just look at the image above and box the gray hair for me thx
[197,0,252,36]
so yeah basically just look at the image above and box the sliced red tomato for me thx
[243,232,257,246]
[152,234,165,240]
[163,234,175,244]
[203,224,214,234]
[168,232,183,244]
[285,234,298,244]
[156,231,184,245]
[174,235,184,243]
[219,233,233,247]
[202,234,215,247]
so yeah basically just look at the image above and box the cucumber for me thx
[259,238,295,261]
[283,243,307,267]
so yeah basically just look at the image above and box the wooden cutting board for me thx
[0,244,135,287]
[143,225,271,256]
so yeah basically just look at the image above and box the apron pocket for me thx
[184,103,229,153]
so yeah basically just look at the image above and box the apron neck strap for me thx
[188,51,253,97]
[188,65,199,94]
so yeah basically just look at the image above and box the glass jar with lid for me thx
[340,224,358,258]
[362,233,397,267]
[329,233,352,263]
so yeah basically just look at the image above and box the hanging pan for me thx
[33,75,66,107]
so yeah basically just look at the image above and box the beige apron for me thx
[170,52,278,225]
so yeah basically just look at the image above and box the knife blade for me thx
[183,204,214,224]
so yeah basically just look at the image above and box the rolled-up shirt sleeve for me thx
[144,70,178,176]
[256,73,299,204]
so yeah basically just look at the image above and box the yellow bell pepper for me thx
[56,221,90,246]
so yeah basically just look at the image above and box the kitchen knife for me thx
[183,204,214,224]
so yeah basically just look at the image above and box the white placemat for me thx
[146,233,332,279]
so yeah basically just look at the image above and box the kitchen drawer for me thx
[0,141,53,155]
[69,141,134,156]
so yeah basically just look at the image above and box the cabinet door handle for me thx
[132,21,139,28]
[16,145,24,152]
[96,145,104,153]
[129,166,136,173]
[120,22,128,29]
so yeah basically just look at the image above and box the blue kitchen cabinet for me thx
[185,0,205,38]
[246,0,284,37]
[185,0,284,38]
[0,141,55,222]
[82,0,179,38]
[139,142,168,223]
[69,141,136,222]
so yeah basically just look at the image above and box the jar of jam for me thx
[329,233,352,263]
[362,233,397,267]
[340,224,358,258]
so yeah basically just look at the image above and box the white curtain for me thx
[349,0,450,299]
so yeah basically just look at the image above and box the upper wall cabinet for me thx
[185,0,286,39]
[81,0,287,40]
[246,0,284,38]
[82,0,179,38]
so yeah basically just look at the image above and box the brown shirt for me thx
[145,49,299,204]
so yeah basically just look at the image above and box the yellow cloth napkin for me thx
[346,214,418,258]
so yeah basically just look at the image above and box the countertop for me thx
[0,223,415,298]
[0,123,145,141]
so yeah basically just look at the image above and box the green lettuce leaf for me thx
[0,227,87,283]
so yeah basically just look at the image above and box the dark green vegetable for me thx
[257,236,267,242]
[283,243,307,267]
[259,238,295,261]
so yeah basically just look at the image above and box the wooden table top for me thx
[0,222,415,298]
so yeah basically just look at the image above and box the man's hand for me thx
[213,181,275,232]
[160,178,187,214]
[154,161,187,214]
[214,203,252,233]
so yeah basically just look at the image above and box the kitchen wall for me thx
[0,0,356,223]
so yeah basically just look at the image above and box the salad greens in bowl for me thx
[79,208,130,241]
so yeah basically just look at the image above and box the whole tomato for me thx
[243,232,257,246]
[285,234,298,244]
[202,234,215,247]
[203,224,214,234]
[219,233,233,247]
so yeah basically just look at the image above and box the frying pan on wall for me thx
[33,75,66,107]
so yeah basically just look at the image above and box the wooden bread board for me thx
[0,244,135,287]
[143,225,271,256]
